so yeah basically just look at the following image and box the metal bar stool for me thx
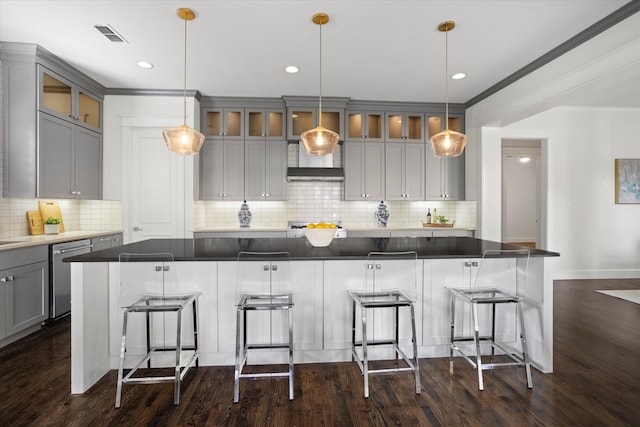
[234,251,294,403]
[348,251,421,398]
[448,249,532,390]
[115,253,200,408]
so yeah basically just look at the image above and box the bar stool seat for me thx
[115,253,200,408]
[348,251,421,398]
[448,249,532,390]
[234,251,294,403]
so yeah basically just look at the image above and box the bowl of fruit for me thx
[304,222,337,247]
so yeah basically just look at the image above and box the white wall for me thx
[506,108,640,278]
[466,12,640,278]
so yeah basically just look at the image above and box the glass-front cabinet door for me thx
[246,109,284,140]
[386,112,424,142]
[204,108,243,139]
[346,111,384,142]
[38,66,102,132]
[287,108,342,140]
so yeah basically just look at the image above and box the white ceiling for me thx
[0,0,634,104]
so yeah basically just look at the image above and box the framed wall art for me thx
[615,159,640,204]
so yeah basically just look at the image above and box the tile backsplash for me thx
[0,198,123,238]
[194,181,476,230]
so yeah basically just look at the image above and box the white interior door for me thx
[129,128,186,242]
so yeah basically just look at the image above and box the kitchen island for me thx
[67,237,558,394]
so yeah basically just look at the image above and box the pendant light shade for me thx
[429,21,467,158]
[300,13,339,156]
[163,8,205,156]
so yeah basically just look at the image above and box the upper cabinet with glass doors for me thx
[283,96,348,142]
[346,111,384,142]
[203,108,244,139]
[385,112,424,143]
[245,109,285,140]
[38,66,102,132]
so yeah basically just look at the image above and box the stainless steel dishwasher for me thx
[50,239,92,319]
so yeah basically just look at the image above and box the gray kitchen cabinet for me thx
[0,245,49,344]
[346,110,384,142]
[203,108,244,140]
[38,65,102,132]
[344,140,385,201]
[38,112,102,199]
[425,114,465,200]
[91,233,123,252]
[198,139,244,200]
[1,43,104,199]
[245,140,287,200]
[385,140,425,201]
[245,108,285,140]
[386,111,424,143]
[282,96,348,141]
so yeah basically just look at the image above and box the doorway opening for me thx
[502,139,542,249]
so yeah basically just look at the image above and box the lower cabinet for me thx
[0,246,49,343]
[91,233,123,252]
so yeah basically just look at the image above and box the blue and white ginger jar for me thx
[375,201,389,227]
[238,200,252,228]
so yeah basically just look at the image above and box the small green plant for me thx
[435,215,448,223]
[44,216,61,225]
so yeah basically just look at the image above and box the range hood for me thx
[287,143,344,182]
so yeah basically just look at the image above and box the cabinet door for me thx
[38,112,75,198]
[405,142,425,200]
[74,126,102,199]
[364,142,386,201]
[199,139,244,200]
[3,261,48,336]
[344,141,365,200]
[384,142,404,200]
[198,140,225,200]
[39,67,73,121]
[244,140,266,199]
[77,89,102,132]
[347,111,384,142]
[287,107,342,140]
[426,153,465,200]
[265,140,287,200]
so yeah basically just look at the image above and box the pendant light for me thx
[429,21,467,158]
[162,8,205,155]
[300,13,340,156]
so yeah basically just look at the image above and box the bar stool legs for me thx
[449,289,533,390]
[350,292,421,398]
[233,293,294,403]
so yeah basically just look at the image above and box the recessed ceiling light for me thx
[451,72,466,80]
[136,61,153,69]
[519,156,531,163]
[285,65,299,73]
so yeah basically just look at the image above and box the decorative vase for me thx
[44,223,59,234]
[238,201,252,228]
[375,200,389,227]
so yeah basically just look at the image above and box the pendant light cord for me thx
[318,21,323,127]
[444,27,449,130]
[182,16,187,125]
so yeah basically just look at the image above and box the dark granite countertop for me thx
[65,237,559,262]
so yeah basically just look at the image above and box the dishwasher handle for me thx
[54,245,93,255]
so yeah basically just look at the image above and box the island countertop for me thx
[66,236,559,262]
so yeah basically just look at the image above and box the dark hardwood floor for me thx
[1,279,639,426]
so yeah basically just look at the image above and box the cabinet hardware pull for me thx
[472,261,479,267]
[367,264,374,269]
[263,265,270,271]
[272,265,278,271]
[464,261,472,267]
[0,277,6,283]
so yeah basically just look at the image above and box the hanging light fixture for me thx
[429,21,467,158]
[300,13,340,156]
[162,8,205,155]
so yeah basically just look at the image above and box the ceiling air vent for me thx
[94,25,128,43]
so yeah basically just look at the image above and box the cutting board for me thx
[38,200,65,232]
[26,210,45,235]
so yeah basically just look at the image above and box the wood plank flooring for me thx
[1,279,639,426]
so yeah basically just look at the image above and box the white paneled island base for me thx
[70,254,554,394]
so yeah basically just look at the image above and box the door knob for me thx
[133,226,143,231]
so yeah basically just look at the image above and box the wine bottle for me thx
[426,208,432,224]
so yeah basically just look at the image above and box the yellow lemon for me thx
[328,223,336,228]
[307,223,316,228]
